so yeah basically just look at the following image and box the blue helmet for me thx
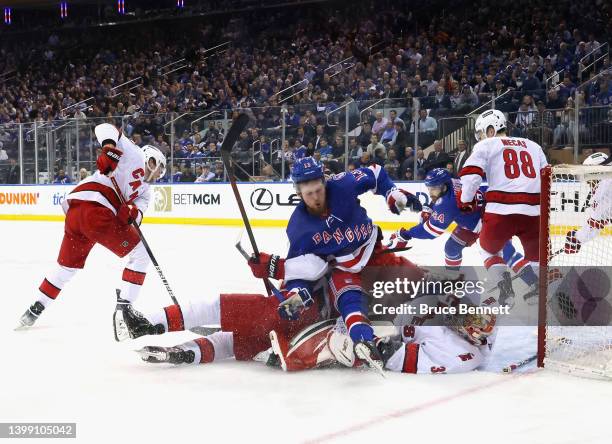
[424,168,452,187]
[291,156,324,184]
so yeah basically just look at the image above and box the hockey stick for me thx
[502,354,537,373]
[110,176,179,306]
[219,114,283,302]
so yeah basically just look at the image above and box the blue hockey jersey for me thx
[407,178,485,239]
[285,164,396,285]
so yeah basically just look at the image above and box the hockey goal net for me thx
[538,164,612,379]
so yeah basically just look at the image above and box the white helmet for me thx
[142,144,167,182]
[474,109,506,141]
[583,152,609,166]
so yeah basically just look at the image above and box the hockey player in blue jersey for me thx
[247,156,422,371]
[386,168,538,305]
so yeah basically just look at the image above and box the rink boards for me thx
[0,182,427,230]
[0,181,603,233]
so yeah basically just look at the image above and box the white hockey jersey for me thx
[459,136,548,216]
[384,325,495,374]
[576,178,612,243]
[66,135,151,223]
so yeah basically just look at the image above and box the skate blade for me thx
[354,343,386,378]
[269,331,288,371]
[135,348,168,363]
[113,309,131,342]
[14,322,30,331]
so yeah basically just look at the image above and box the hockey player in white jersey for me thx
[17,123,167,332]
[564,152,612,254]
[458,109,548,304]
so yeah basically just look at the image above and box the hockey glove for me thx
[456,191,478,214]
[385,229,411,250]
[564,230,581,254]
[248,252,285,280]
[118,202,139,226]
[278,287,314,320]
[419,205,433,223]
[97,144,123,176]
[387,188,422,215]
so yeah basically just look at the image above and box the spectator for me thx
[5,159,20,184]
[403,168,414,181]
[528,101,555,146]
[411,109,438,147]
[332,135,346,162]
[384,148,400,179]
[366,135,385,156]
[393,122,410,153]
[432,86,451,110]
[514,103,535,137]
[181,165,196,183]
[53,169,72,184]
[318,138,333,160]
[445,162,455,177]
[558,76,576,104]
[285,107,300,127]
[546,89,565,109]
[452,139,469,174]
[209,162,225,182]
[261,164,279,181]
[373,147,386,167]
[372,111,388,136]
[195,164,215,182]
[171,165,183,183]
[0,142,7,161]
[357,151,371,168]
[79,168,89,181]
[389,109,405,128]
[380,121,397,145]
[424,140,450,172]
[358,122,374,147]
[347,138,363,163]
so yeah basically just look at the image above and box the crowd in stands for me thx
[0,0,610,183]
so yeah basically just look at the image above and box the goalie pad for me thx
[270,319,337,371]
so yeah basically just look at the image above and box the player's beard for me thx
[307,200,327,216]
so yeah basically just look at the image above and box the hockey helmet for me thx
[142,144,167,182]
[291,156,324,184]
[583,152,611,166]
[425,168,452,187]
[474,109,506,141]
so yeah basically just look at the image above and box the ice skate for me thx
[113,290,165,341]
[354,340,386,377]
[136,346,195,364]
[15,302,45,330]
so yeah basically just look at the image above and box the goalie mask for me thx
[448,306,497,346]
[142,145,167,183]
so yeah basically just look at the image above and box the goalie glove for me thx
[278,287,314,320]
[385,229,411,250]
[386,188,422,215]
[248,252,285,280]
[564,229,581,254]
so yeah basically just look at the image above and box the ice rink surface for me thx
[2,220,612,444]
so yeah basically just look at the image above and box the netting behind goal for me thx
[538,164,612,379]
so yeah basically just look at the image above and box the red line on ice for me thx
[304,370,539,444]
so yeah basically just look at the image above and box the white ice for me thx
[2,221,612,444]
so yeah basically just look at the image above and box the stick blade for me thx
[221,113,250,154]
